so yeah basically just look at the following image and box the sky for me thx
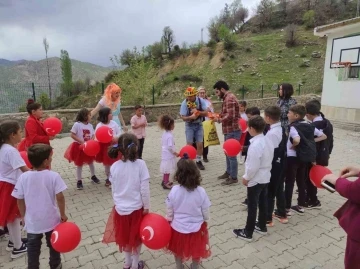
[0,0,260,67]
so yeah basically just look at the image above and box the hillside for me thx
[0,57,111,85]
[67,28,326,109]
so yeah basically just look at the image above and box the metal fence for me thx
[0,82,319,114]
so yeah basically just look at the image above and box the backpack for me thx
[312,116,334,166]
[290,120,316,163]
[273,126,287,164]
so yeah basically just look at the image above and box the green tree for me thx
[303,10,315,29]
[60,49,73,96]
[162,26,175,53]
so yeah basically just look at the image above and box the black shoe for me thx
[196,161,205,170]
[221,177,238,185]
[291,205,305,215]
[240,199,248,207]
[254,223,268,235]
[233,229,252,242]
[91,175,100,184]
[218,172,229,180]
[6,238,28,251]
[203,158,209,163]
[77,180,83,190]
[305,200,322,210]
[11,243,27,259]
[105,179,111,187]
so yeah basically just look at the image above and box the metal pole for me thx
[32,82,36,102]
[152,85,155,105]
[201,28,204,45]
[298,84,301,95]
[102,82,105,94]
[357,0,360,17]
[261,84,264,98]
[242,85,245,100]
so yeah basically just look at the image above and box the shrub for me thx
[285,24,298,47]
[39,93,51,110]
[207,40,217,48]
[224,34,237,51]
[303,10,315,29]
[180,74,202,82]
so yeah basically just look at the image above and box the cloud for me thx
[0,0,259,66]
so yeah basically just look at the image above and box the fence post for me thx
[261,84,264,99]
[102,82,105,94]
[242,85,245,100]
[152,85,155,105]
[32,82,36,102]
[298,84,301,95]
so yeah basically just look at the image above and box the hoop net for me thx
[331,62,352,79]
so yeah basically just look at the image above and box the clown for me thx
[179,87,210,170]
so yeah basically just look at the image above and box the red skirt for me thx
[102,207,143,253]
[64,142,95,166]
[0,182,20,227]
[166,222,211,262]
[95,143,121,166]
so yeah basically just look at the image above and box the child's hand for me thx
[242,178,248,186]
[339,166,360,178]
[61,214,68,222]
[143,209,149,215]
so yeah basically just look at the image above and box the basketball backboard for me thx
[330,34,360,68]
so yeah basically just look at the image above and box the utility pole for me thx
[357,0,360,17]
[201,28,204,45]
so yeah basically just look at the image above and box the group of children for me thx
[233,99,333,241]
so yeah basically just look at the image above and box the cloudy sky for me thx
[0,0,259,67]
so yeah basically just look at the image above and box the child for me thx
[165,154,211,269]
[239,101,248,122]
[304,100,334,209]
[264,106,288,226]
[12,144,67,269]
[130,105,148,159]
[102,133,150,269]
[233,116,274,241]
[159,115,177,190]
[95,107,122,187]
[0,121,29,259]
[64,108,100,190]
[322,166,360,268]
[285,105,327,215]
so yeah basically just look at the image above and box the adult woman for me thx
[18,99,53,151]
[90,83,128,131]
[276,83,297,130]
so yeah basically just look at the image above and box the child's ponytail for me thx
[108,144,120,159]
[109,133,138,162]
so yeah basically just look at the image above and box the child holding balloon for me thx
[165,154,211,269]
[64,108,100,190]
[12,144,67,269]
[102,133,150,269]
[95,107,122,187]
[0,121,29,259]
[158,115,178,190]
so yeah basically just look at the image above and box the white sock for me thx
[124,251,132,268]
[104,166,110,178]
[131,245,142,269]
[196,155,201,162]
[76,166,82,181]
[88,163,95,177]
[7,218,22,249]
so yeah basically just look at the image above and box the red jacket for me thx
[334,176,360,243]
[18,115,50,151]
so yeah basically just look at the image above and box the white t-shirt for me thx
[71,122,95,143]
[0,144,26,185]
[287,123,324,157]
[240,112,248,122]
[110,159,150,215]
[266,122,283,149]
[11,170,67,234]
[166,185,211,233]
[96,120,122,138]
[161,131,176,160]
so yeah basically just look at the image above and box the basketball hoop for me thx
[331,62,352,80]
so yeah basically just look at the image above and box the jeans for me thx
[27,231,61,269]
[137,138,145,159]
[284,157,307,208]
[185,122,204,144]
[267,159,286,220]
[224,130,241,179]
[245,183,268,237]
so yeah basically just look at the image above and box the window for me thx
[348,67,360,79]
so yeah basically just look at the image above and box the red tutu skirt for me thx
[102,207,143,253]
[95,143,121,166]
[0,181,20,227]
[64,142,95,166]
[166,222,211,262]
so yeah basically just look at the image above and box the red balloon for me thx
[51,222,81,253]
[179,145,197,160]
[239,132,247,150]
[43,117,63,136]
[95,126,113,143]
[81,140,100,156]
[19,151,32,169]
[238,118,247,132]
[309,165,332,188]
[139,213,171,250]
[223,139,241,157]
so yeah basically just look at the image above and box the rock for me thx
[266,55,272,61]
[295,55,300,58]
[219,65,223,69]
[285,70,290,73]
[299,59,311,68]
[237,67,245,72]
[312,51,321,58]
[251,72,257,76]
[278,49,283,53]
[275,59,279,62]
[258,58,264,62]
[243,63,251,68]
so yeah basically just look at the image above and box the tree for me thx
[162,26,175,54]
[303,10,315,28]
[256,0,275,29]
[60,49,73,96]
[151,42,163,60]
[208,17,221,42]
[43,38,52,107]
[285,24,298,47]
[276,0,288,18]
[120,49,136,66]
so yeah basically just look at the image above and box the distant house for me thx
[314,17,360,125]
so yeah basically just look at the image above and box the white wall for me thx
[322,27,360,110]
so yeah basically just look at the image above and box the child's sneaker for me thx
[290,205,305,215]
[233,229,252,242]
[91,175,100,184]
[240,199,248,207]
[254,224,268,235]
[77,180,83,190]
[266,220,274,227]
[285,209,292,217]
[161,181,173,190]
[11,243,27,259]
[105,179,111,187]
[305,200,322,210]
[6,238,28,251]
[273,211,289,224]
